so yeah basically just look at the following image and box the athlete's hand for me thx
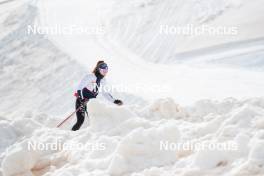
[114,99,123,106]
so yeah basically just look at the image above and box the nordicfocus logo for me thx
[94,83,171,94]
[27,140,106,152]
[160,24,238,36]
[160,140,238,151]
[27,24,106,36]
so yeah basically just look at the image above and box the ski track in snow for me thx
[34,0,264,105]
[1,0,264,176]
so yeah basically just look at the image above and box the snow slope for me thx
[100,0,264,64]
[0,0,85,117]
[0,0,264,176]
[36,0,264,104]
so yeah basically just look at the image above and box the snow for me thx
[0,121,17,153]
[1,98,264,176]
[1,0,264,176]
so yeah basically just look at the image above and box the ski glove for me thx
[114,99,123,106]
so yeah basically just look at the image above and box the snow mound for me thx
[1,97,264,176]
[87,100,135,132]
[108,121,180,175]
[139,98,188,120]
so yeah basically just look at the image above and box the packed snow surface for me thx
[1,0,264,176]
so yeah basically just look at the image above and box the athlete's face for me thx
[98,63,108,76]
[99,67,108,76]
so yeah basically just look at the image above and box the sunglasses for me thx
[99,63,108,70]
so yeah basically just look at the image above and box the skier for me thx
[72,61,123,131]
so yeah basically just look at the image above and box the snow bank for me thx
[1,97,264,176]
[87,100,135,132]
[108,121,180,175]
[0,0,84,117]
[139,98,188,120]
[2,141,39,176]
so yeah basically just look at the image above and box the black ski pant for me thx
[72,88,96,131]
[71,98,87,131]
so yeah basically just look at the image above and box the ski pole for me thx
[56,106,82,128]
[57,100,88,128]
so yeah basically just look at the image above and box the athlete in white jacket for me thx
[72,61,123,131]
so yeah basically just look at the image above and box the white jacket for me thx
[76,73,115,103]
